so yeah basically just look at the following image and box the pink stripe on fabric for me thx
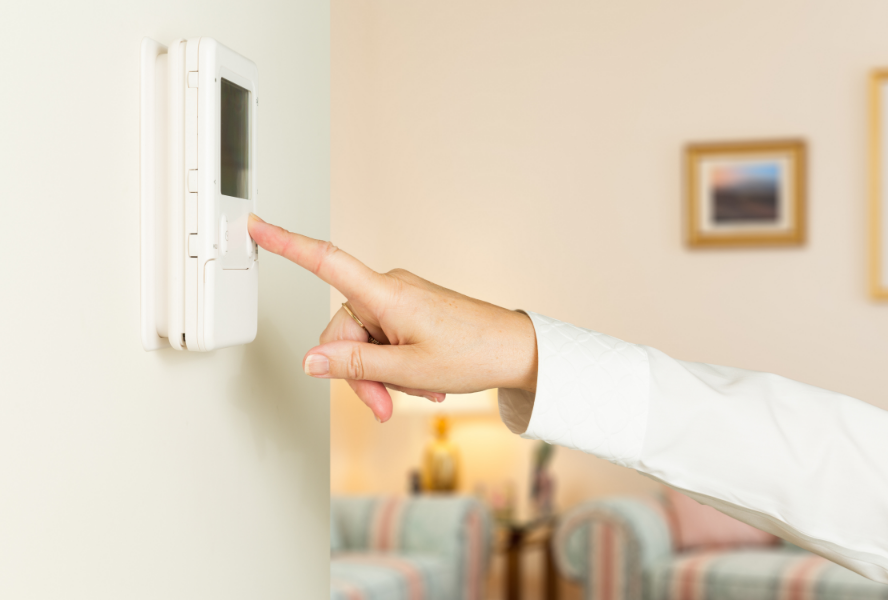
[336,554,425,600]
[591,521,620,600]
[614,525,627,600]
[778,554,830,600]
[602,524,615,600]
[331,578,366,600]
[462,509,482,600]
[370,497,404,552]
[671,552,720,600]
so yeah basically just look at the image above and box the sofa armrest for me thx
[331,495,492,600]
[331,496,377,551]
[553,496,674,600]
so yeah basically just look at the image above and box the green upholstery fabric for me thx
[648,548,888,600]
[330,496,491,600]
[330,553,452,600]
[553,496,888,600]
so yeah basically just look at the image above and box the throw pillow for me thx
[664,487,779,551]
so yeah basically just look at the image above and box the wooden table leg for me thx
[544,529,559,600]
[505,528,524,600]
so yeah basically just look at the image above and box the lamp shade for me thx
[391,388,498,415]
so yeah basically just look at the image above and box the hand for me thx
[247,214,538,422]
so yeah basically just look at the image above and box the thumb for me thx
[303,340,417,384]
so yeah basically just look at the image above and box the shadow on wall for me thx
[229,317,322,459]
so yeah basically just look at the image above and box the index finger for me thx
[248,214,381,300]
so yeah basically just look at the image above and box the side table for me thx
[498,515,559,600]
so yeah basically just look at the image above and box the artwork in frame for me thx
[870,71,888,298]
[685,140,806,248]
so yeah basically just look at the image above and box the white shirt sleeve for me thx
[499,311,888,583]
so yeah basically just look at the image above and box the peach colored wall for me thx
[332,0,888,514]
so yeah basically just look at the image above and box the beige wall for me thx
[1,1,330,597]
[332,0,888,517]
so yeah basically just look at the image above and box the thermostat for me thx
[140,37,259,352]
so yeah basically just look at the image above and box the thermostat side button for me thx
[188,234,199,258]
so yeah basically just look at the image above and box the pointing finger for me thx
[248,214,382,302]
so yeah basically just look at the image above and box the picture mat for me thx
[697,154,794,235]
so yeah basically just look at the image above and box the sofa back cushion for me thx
[665,487,779,551]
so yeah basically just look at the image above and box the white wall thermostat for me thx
[140,37,259,352]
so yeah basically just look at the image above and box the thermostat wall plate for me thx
[140,37,259,352]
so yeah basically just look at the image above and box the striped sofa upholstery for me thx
[331,495,491,600]
[553,496,888,600]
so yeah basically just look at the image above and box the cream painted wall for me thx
[1,1,329,597]
[332,0,888,516]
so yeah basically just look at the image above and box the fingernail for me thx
[303,354,329,377]
[249,213,265,224]
[374,414,381,423]
[425,395,439,403]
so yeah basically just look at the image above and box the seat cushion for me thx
[330,553,454,600]
[649,549,888,600]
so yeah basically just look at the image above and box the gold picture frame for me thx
[685,140,806,248]
[869,70,888,299]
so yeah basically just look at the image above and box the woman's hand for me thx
[248,214,538,422]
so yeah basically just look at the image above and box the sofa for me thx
[552,494,888,600]
[330,495,492,600]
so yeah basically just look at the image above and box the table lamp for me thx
[391,388,497,493]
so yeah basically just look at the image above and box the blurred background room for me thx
[329,1,888,599]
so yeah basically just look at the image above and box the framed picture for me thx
[685,140,806,247]
[870,71,888,298]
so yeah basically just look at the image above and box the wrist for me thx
[505,310,538,393]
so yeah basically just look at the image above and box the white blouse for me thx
[498,311,888,583]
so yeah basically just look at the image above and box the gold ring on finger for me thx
[342,302,381,345]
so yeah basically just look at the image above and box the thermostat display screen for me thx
[220,78,250,199]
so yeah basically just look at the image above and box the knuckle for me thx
[278,230,294,255]
[384,269,413,300]
[314,241,340,275]
[319,317,342,345]
[347,346,366,380]
[386,267,412,278]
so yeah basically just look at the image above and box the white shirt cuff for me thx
[496,311,651,468]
